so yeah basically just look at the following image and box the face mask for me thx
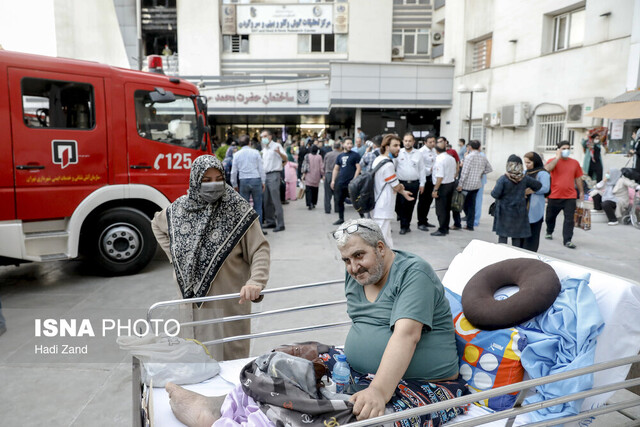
[561,149,571,158]
[605,173,610,180]
[199,181,226,204]
[388,152,396,159]
[261,137,269,145]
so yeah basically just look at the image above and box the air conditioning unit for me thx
[391,45,404,59]
[500,103,529,127]
[566,97,605,128]
[431,31,444,45]
[482,112,501,128]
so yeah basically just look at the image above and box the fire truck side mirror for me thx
[149,87,175,103]
[195,95,208,115]
[197,115,210,151]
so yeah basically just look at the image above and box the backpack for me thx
[348,158,392,214]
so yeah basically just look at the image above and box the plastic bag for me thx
[574,203,591,231]
[451,190,464,213]
[118,334,220,386]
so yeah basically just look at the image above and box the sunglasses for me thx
[333,223,376,239]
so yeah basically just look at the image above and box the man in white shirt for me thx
[430,138,457,236]
[261,129,287,232]
[371,135,414,248]
[395,133,425,234]
[417,136,438,231]
[231,135,267,229]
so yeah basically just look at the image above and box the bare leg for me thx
[165,382,226,427]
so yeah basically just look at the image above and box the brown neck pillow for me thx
[461,258,561,330]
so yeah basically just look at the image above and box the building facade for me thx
[2,0,639,170]
[433,0,640,170]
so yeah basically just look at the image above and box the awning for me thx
[587,89,640,119]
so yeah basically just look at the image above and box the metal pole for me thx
[136,0,143,70]
[468,91,473,143]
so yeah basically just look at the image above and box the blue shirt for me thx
[528,170,550,223]
[335,151,361,186]
[230,146,266,188]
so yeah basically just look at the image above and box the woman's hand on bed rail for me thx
[239,284,263,304]
[349,386,387,421]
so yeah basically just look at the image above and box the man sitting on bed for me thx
[333,218,462,421]
[165,218,464,426]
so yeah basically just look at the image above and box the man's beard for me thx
[351,253,385,287]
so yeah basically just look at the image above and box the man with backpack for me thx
[331,138,362,225]
[370,134,414,247]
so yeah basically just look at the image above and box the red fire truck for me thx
[0,50,211,275]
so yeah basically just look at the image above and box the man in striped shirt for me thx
[456,140,493,231]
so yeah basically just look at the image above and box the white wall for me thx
[178,0,221,75]
[53,0,129,67]
[347,0,392,63]
[0,0,58,56]
[0,0,129,66]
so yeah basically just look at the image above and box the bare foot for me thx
[165,382,225,427]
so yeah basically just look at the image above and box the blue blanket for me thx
[516,273,604,422]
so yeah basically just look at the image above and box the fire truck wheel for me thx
[88,207,157,276]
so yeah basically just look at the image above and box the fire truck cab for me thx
[0,50,211,275]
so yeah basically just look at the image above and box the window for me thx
[392,29,429,55]
[462,121,486,145]
[298,34,347,53]
[223,35,249,53]
[21,78,95,129]
[134,90,199,149]
[553,8,585,51]
[537,114,570,151]
[472,38,492,71]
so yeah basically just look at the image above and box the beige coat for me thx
[152,208,270,360]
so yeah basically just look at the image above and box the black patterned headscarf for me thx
[166,155,258,300]
[506,154,524,183]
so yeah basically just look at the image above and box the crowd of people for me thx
[210,126,640,254]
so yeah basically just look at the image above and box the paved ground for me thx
[1,185,639,426]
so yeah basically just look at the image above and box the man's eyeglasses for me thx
[333,223,376,239]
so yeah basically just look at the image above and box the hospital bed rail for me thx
[140,276,640,427]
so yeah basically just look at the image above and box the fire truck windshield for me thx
[134,90,199,149]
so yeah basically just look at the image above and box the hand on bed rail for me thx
[239,284,263,304]
[350,386,387,421]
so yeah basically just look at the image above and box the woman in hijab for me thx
[152,155,270,360]
[593,168,638,225]
[522,152,550,252]
[302,144,324,209]
[285,144,295,162]
[491,155,542,247]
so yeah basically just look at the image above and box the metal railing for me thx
[144,274,640,426]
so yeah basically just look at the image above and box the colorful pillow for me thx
[445,288,526,411]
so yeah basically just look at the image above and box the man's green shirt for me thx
[344,250,459,380]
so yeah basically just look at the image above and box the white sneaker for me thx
[608,221,619,226]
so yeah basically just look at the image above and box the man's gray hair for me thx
[334,218,386,248]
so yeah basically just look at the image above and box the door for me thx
[125,83,206,201]
[9,69,108,221]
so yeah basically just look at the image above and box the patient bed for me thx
[135,240,640,427]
